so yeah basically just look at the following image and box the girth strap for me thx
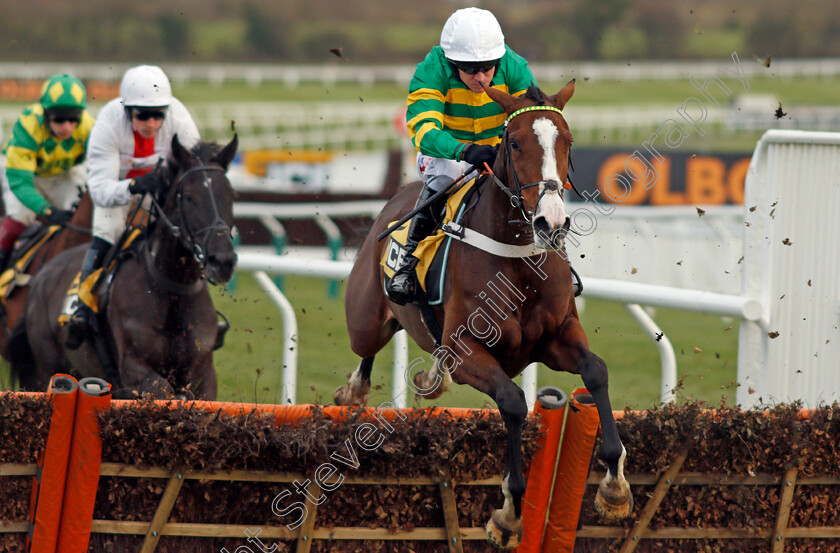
[418,301,442,349]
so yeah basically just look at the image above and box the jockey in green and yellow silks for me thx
[0,74,95,269]
[386,7,537,305]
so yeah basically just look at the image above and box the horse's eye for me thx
[510,139,521,151]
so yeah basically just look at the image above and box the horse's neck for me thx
[148,225,202,284]
[466,174,532,246]
[51,193,93,251]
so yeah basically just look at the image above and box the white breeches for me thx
[416,153,473,192]
[1,164,86,224]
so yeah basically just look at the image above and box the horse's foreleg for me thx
[449,340,527,549]
[186,360,217,400]
[411,354,453,400]
[487,378,528,549]
[334,356,374,406]
[578,349,633,520]
[119,359,175,399]
[544,317,633,520]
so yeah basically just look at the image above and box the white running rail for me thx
[234,252,762,408]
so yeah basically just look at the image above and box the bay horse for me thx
[9,135,238,400]
[339,82,632,548]
[0,191,93,360]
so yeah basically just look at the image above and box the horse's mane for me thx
[191,141,225,161]
[523,86,549,106]
[160,140,231,204]
[165,140,224,174]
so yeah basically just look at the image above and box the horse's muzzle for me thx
[205,251,237,284]
[533,215,571,250]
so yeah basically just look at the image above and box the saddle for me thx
[57,228,144,325]
[0,223,63,303]
[56,226,231,351]
[380,177,480,306]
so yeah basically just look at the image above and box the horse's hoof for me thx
[333,384,367,406]
[595,477,634,520]
[412,372,445,400]
[485,510,522,550]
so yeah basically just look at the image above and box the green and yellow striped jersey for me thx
[406,45,536,160]
[2,103,94,214]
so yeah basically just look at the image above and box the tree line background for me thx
[1,0,838,63]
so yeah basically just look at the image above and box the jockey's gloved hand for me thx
[43,207,74,226]
[128,167,161,196]
[460,143,496,171]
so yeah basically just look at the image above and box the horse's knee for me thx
[495,384,527,425]
[131,373,174,398]
[578,351,609,392]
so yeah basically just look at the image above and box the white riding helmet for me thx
[440,7,506,63]
[120,65,173,108]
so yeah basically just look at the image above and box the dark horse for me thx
[339,82,631,548]
[0,191,93,360]
[9,135,238,400]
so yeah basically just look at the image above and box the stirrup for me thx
[387,258,419,306]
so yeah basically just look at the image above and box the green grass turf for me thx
[211,274,739,410]
[2,72,834,108]
[170,74,840,107]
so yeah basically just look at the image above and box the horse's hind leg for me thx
[340,226,401,407]
[334,356,374,406]
[543,317,633,520]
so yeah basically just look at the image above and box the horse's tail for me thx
[7,318,37,390]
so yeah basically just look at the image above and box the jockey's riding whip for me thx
[376,167,481,242]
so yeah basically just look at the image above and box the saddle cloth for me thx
[0,224,62,303]
[380,176,479,305]
[58,228,144,324]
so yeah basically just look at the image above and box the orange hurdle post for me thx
[541,388,601,553]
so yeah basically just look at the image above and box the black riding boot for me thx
[65,238,110,350]
[386,187,441,306]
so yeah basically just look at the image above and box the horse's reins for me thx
[483,105,575,225]
[63,222,92,234]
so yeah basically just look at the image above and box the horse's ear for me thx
[550,79,575,110]
[171,134,195,167]
[484,84,519,115]
[213,134,239,171]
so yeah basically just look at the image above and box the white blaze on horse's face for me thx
[531,118,570,250]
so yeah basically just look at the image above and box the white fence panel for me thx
[738,130,840,408]
[565,205,744,295]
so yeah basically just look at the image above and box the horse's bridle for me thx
[483,105,571,224]
[150,164,232,269]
